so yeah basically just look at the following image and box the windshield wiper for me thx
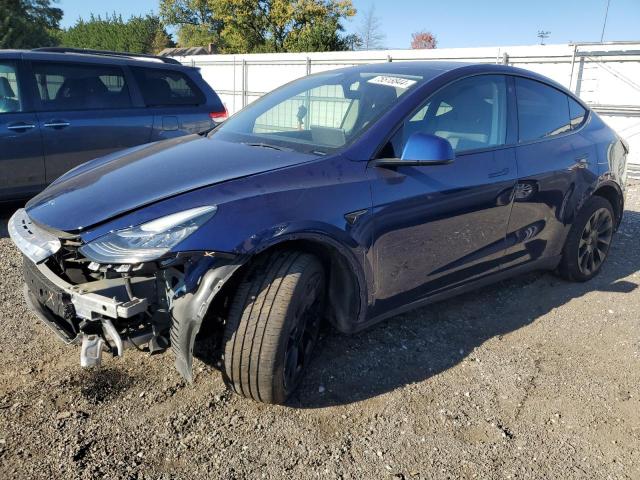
[243,142,292,152]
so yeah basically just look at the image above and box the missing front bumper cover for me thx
[22,249,240,382]
[24,258,150,321]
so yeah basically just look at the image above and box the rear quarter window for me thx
[569,97,588,129]
[132,67,205,107]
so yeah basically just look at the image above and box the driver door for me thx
[368,74,518,316]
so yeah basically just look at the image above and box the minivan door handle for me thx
[43,120,71,129]
[7,122,36,132]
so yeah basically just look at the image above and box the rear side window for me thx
[132,67,204,107]
[32,62,132,111]
[569,97,587,129]
[0,62,21,113]
[515,77,571,142]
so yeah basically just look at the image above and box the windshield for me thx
[215,70,424,153]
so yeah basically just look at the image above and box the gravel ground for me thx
[1,183,639,479]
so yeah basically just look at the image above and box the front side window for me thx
[0,62,21,113]
[516,77,571,142]
[32,62,132,111]
[132,67,204,107]
[217,71,424,152]
[383,75,508,156]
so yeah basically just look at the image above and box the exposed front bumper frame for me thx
[28,259,149,321]
[13,209,242,379]
[23,256,156,367]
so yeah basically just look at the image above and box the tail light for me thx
[209,106,228,122]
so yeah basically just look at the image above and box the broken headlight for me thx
[79,206,217,264]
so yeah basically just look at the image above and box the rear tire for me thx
[558,196,615,282]
[222,250,325,404]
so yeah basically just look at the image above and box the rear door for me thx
[504,77,595,268]
[30,60,154,182]
[130,66,213,140]
[0,59,46,200]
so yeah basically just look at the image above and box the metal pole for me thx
[232,56,236,114]
[569,44,578,93]
[306,57,311,75]
[242,59,247,108]
[600,0,611,43]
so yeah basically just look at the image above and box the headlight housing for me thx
[79,206,217,264]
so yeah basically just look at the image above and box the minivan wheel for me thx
[558,196,615,282]
[222,251,325,404]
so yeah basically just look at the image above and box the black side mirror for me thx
[374,133,455,168]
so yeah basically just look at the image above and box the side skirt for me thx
[353,256,561,333]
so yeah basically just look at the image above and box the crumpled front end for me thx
[10,208,238,379]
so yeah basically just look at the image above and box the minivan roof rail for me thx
[32,47,182,65]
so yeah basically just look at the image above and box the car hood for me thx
[26,134,316,233]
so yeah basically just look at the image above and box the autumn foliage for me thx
[410,31,437,49]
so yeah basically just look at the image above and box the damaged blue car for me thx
[10,61,627,404]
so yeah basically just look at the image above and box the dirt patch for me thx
[1,184,639,479]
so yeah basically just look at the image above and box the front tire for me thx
[558,196,615,282]
[222,251,326,404]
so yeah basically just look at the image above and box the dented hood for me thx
[26,134,316,233]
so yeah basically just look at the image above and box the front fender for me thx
[170,226,371,383]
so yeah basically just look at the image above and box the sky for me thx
[58,0,640,49]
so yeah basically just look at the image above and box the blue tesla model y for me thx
[10,61,628,403]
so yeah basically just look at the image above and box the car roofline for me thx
[13,49,196,71]
[32,47,181,65]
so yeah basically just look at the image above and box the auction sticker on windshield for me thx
[367,75,417,89]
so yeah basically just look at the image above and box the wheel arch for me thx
[170,232,369,383]
[592,181,624,228]
[247,235,368,334]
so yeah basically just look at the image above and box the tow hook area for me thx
[80,334,105,367]
[79,318,156,367]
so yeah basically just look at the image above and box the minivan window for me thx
[516,77,571,142]
[132,67,204,107]
[386,75,508,156]
[0,62,21,113]
[32,62,132,111]
[569,97,587,129]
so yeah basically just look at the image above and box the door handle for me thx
[7,122,36,131]
[43,121,71,129]
[572,155,589,170]
[488,167,509,178]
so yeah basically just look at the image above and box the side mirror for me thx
[374,133,455,168]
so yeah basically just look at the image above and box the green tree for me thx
[58,14,174,54]
[160,0,357,53]
[0,0,63,49]
[159,0,223,48]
